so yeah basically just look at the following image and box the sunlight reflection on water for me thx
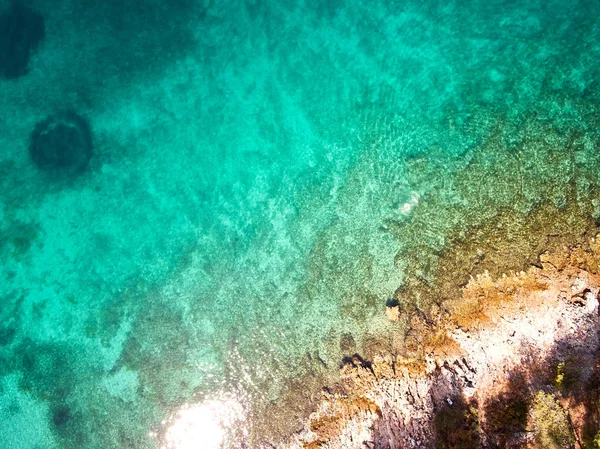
[160,393,248,449]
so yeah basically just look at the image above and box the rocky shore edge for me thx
[279,239,600,449]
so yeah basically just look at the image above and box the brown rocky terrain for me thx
[279,240,600,448]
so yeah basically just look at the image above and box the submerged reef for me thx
[254,103,600,447]
[280,241,600,448]
[29,111,93,175]
[270,113,600,446]
[0,3,45,79]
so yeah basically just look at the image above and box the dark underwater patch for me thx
[29,111,93,175]
[0,3,45,79]
[52,403,72,427]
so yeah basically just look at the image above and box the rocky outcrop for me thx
[280,242,600,448]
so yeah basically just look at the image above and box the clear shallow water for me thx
[0,0,599,447]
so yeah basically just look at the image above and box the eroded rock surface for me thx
[281,241,600,448]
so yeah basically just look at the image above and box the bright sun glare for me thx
[161,395,246,449]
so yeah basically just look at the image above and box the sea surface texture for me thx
[1,0,599,448]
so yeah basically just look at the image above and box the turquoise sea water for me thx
[1,0,600,447]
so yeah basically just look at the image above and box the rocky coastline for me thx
[279,240,600,449]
